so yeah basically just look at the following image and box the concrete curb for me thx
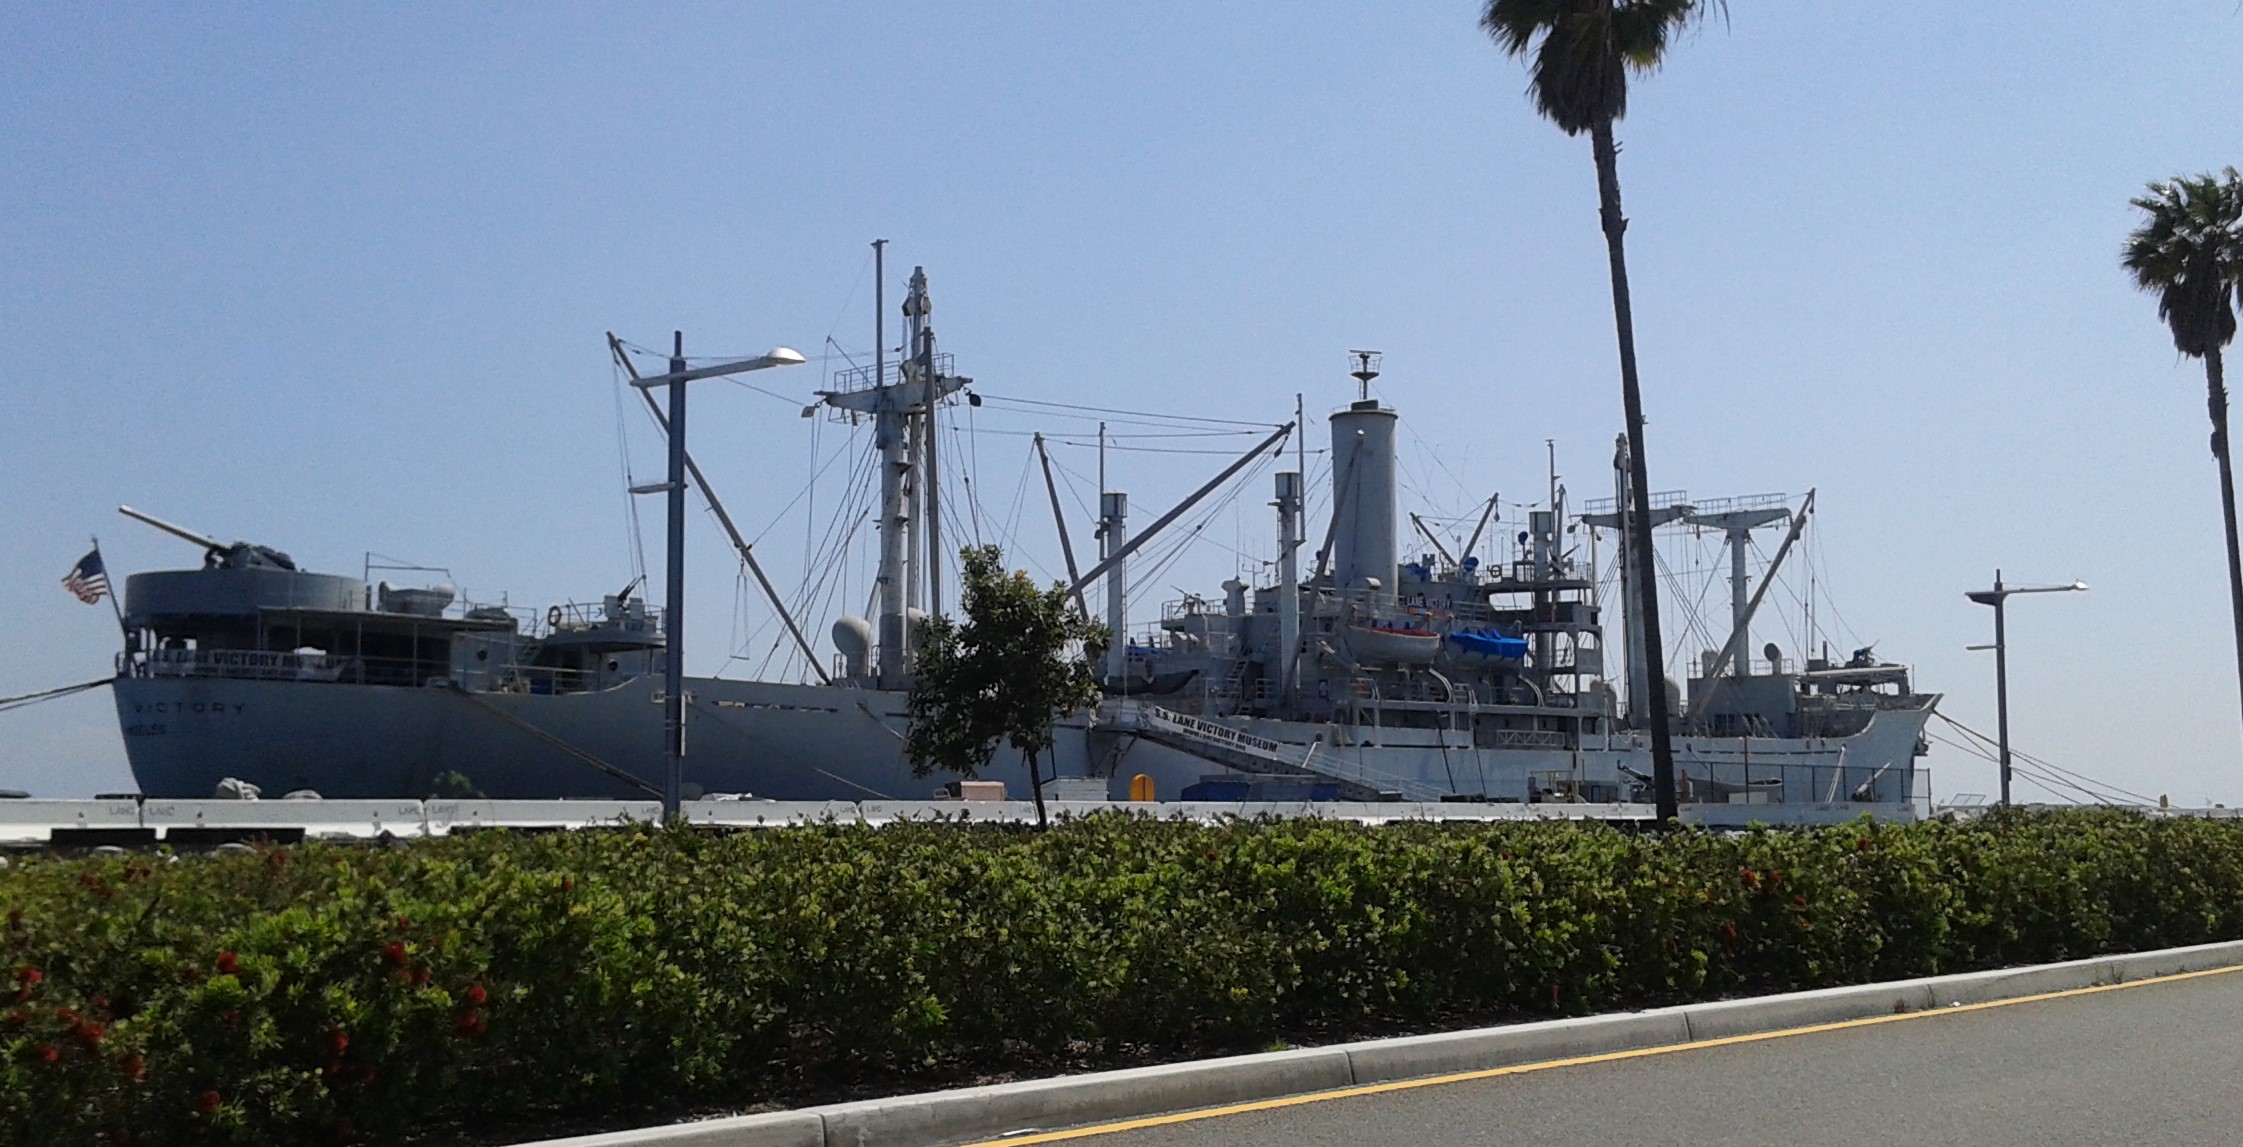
[514,938,2243,1147]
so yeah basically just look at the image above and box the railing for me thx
[1686,492,1787,515]
[828,353,956,393]
[135,649,602,694]
[1490,728,1570,749]
[1693,656,1789,679]
[1653,758,1896,806]
[1582,489,1692,516]
[544,601,661,635]
[1143,706,1291,758]
[142,650,430,687]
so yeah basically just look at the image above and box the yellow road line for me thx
[961,961,2243,1146]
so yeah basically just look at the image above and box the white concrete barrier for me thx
[680,800,857,829]
[0,799,140,842]
[142,798,430,840]
[423,800,663,835]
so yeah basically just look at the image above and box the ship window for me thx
[475,649,489,662]
[607,659,619,672]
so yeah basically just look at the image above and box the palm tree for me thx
[1481,0,1719,821]
[2125,169,2243,734]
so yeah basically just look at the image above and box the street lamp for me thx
[1964,570,2087,807]
[629,334,807,817]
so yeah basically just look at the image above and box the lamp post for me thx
[629,335,807,817]
[1965,570,2087,807]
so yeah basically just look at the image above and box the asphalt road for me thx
[1044,969,2243,1147]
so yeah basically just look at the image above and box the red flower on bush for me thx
[75,1021,104,1047]
[1740,869,1760,890]
[121,1054,146,1082]
[382,941,408,969]
[1719,922,1739,942]
[1792,895,1807,907]
[455,1011,486,1038]
[214,951,239,976]
[36,1044,59,1064]
[4,1009,28,1025]
[464,984,488,1007]
[395,915,412,932]
[195,1089,222,1114]
[14,965,41,1000]
[326,1027,349,1055]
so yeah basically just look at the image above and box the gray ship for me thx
[110,273,1936,819]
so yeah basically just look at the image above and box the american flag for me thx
[62,548,110,605]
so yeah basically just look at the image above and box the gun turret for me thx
[118,506,296,571]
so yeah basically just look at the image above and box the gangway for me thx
[1102,701,1450,802]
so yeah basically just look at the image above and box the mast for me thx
[819,257,966,689]
[873,244,909,686]
[921,267,942,619]
[1696,490,1816,686]
[1276,470,1302,704]
[904,401,922,614]
[1685,499,1792,679]
[1101,492,1129,681]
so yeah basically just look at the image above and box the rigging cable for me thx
[610,357,649,588]
[971,392,1278,428]
[0,676,116,715]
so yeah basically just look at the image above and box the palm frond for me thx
[1482,0,1723,135]
[2123,168,2243,359]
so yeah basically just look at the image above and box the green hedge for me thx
[7,808,2243,1145]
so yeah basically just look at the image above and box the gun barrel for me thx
[117,506,225,554]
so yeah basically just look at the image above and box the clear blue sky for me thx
[4,2,2239,803]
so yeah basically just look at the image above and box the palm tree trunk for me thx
[2207,347,2243,739]
[1591,118,1680,823]
[1026,749,1049,828]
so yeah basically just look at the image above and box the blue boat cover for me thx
[1447,628,1528,660]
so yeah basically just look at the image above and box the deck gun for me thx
[117,506,297,571]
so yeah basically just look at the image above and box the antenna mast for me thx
[1348,349,1382,402]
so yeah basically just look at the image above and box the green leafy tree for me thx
[906,545,1108,825]
[2124,169,2243,735]
[1480,0,1721,821]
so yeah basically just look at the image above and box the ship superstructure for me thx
[1081,357,1934,813]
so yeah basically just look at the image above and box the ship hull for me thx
[115,675,1097,801]
[1099,707,1932,811]
[117,675,1928,816]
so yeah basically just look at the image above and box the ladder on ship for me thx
[1104,701,1446,802]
